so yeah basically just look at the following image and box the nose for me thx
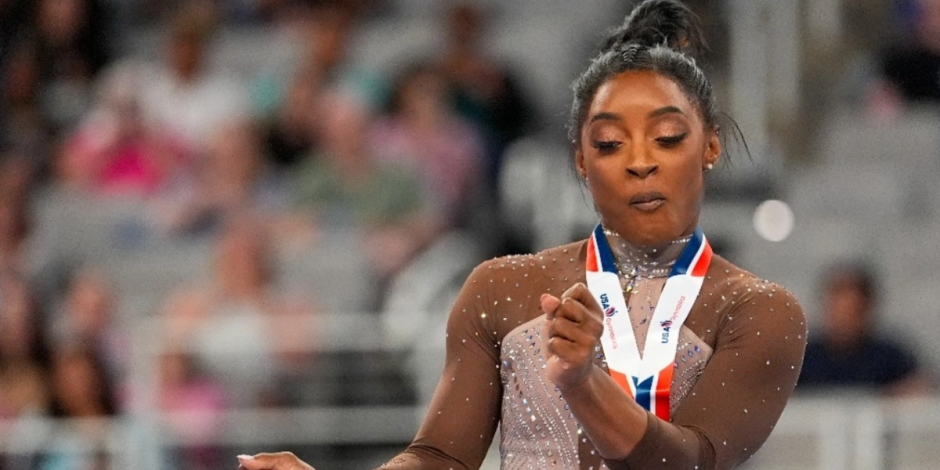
[627,163,658,178]
[625,142,658,178]
[626,158,658,179]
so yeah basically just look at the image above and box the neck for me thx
[602,226,692,279]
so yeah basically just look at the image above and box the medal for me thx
[585,224,712,420]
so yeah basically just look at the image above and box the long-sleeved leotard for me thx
[379,234,807,470]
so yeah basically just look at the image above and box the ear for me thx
[703,128,721,167]
[575,148,587,179]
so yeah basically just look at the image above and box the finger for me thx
[560,283,604,320]
[547,335,590,366]
[554,297,604,341]
[541,293,561,319]
[237,453,299,470]
[548,316,594,345]
[556,296,586,325]
[238,455,272,470]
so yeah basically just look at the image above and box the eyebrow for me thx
[588,106,686,124]
[648,106,685,118]
[588,112,622,124]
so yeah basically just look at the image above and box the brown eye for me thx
[591,140,621,153]
[655,133,687,147]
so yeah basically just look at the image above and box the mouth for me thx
[629,192,666,212]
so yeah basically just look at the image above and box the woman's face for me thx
[576,70,720,246]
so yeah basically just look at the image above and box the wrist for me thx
[558,364,601,396]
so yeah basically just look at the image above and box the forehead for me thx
[589,70,700,122]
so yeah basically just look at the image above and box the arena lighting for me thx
[752,199,795,242]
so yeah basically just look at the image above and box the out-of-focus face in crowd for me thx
[916,0,940,50]
[822,271,874,348]
[38,0,86,47]
[214,222,270,297]
[0,277,40,360]
[50,345,113,416]
[64,270,113,337]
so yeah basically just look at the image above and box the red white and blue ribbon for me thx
[585,224,712,421]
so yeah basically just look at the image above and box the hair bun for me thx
[602,0,705,58]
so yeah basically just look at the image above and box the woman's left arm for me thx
[544,282,807,470]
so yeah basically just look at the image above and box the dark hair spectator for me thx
[135,1,248,153]
[155,118,288,236]
[42,342,118,469]
[0,275,50,365]
[867,0,940,114]
[373,61,484,230]
[253,1,386,169]
[51,268,128,386]
[58,63,191,197]
[0,40,53,170]
[48,342,117,418]
[0,163,32,275]
[798,261,932,396]
[291,88,435,280]
[161,218,313,407]
[28,0,114,129]
[439,2,534,188]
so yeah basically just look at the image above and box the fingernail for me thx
[237,455,254,461]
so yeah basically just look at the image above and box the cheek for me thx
[665,152,705,206]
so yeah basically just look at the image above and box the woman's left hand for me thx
[237,453,315,470]
[541,283,604,390]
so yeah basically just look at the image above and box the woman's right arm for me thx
[377,262,503,469]
[238,262,504,470]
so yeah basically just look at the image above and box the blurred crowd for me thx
[0,0,535,467]
[0,0,939,468]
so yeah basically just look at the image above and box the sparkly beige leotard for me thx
[379,233,807,470]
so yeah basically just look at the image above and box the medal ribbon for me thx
[585,224,712,420]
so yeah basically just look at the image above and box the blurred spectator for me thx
[43,343,117,470]
[0,0,30,63]
[0,163,32,275]
[0,40,53,169]
[58,64,191,197]
[137,1,247,153]
[0,357,50,417]
[0,275,50,469]
[261,71,321,170]
[798,262,932,396]
[48,343,117,416]
[254,1,386,169]
[868,0,940,114]
[0,358,49,470]
[218,0,290,24]
[158,349,226,470]
[438,3,533,187]
[372,62,484,230]
[292,89,435,279]
[162,219,312,407]
[156,118,287,235]
[50,268,128,385]
[0,275,49,365]
[30,0,114,130]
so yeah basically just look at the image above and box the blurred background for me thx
[1,0,940,468]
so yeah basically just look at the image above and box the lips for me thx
[630,191,666,211]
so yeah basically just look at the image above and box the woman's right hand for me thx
[237,453,316,470]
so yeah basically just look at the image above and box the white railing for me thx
[4,307,940,470]
[5,393,940,469]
